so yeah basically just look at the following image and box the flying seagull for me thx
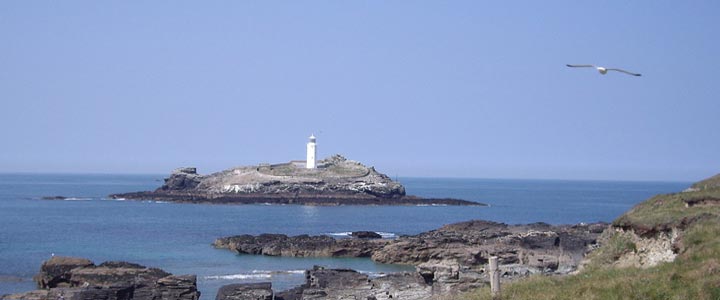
[566,64,641,77]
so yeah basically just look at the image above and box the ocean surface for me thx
[0,174,690,299]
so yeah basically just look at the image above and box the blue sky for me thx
[1,1,718,181]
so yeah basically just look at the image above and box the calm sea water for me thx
[0,174,689,299]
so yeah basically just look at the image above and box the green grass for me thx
[691,174,720,190]
[613,188,720,233]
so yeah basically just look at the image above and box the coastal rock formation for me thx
[272,266,432,300]
[2,256,199,300]
[213,233,389,258]
[214,220,607,297]
[111,155,484,206]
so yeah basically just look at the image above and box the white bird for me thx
[566,64,641,76]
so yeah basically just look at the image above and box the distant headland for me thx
[110,135,483,206]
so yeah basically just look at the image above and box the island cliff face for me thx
[111,155,482,206]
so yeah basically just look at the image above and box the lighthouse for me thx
[306,134,317,169]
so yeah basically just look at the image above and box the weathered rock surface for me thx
[215,220,607,298]
[2,256,199,300]
[272,266,432,300]
[216,283,273,300]
[375,220,606,294]
[110,155,484,206]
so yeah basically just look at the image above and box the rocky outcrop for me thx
[216,283,273,300]
[215,220,607,297]
[372,220,606,294]
[2,256,199,300]
[273,266,432,300]
[110,155,484,206]
[160,167,202,191]
[213,234,389,258]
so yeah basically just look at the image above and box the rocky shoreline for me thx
[109,155,484,206]
[213,220,608,299]
[4,220,606,300]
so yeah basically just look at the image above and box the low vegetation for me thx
[452,175,720,300]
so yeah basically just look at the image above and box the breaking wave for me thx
[204,274,271,280]
[204,270,306,281]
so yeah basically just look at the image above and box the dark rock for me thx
[213,234,389,258]
[161,167,202,191]
[351,231,382,239]
[3,256,199,300]
[216,283,273,300]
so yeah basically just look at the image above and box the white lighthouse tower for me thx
[306,134,317,169]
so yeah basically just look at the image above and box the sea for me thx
[0,174,690,299]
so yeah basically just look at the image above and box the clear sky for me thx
[1,1,718,181]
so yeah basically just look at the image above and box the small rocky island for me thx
[111,154,483,206]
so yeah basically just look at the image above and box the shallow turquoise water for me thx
[0,174,689,298]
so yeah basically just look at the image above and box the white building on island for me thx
[306,134,317,169]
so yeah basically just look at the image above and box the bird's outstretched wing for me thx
[607,68,642,76]
[566,64,595,68]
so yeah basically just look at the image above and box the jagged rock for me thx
[161,167,202,191]
[216,282,273,300]
[2,256,199,300]
[110,155,485,206]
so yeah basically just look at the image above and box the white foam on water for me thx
[204,274,272,280]
[376,232,397,238]
[357,270,388,278]
[327,232,352,237]
[205,269,307,281]
[252,270,306,275]
[63,197,93,201]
